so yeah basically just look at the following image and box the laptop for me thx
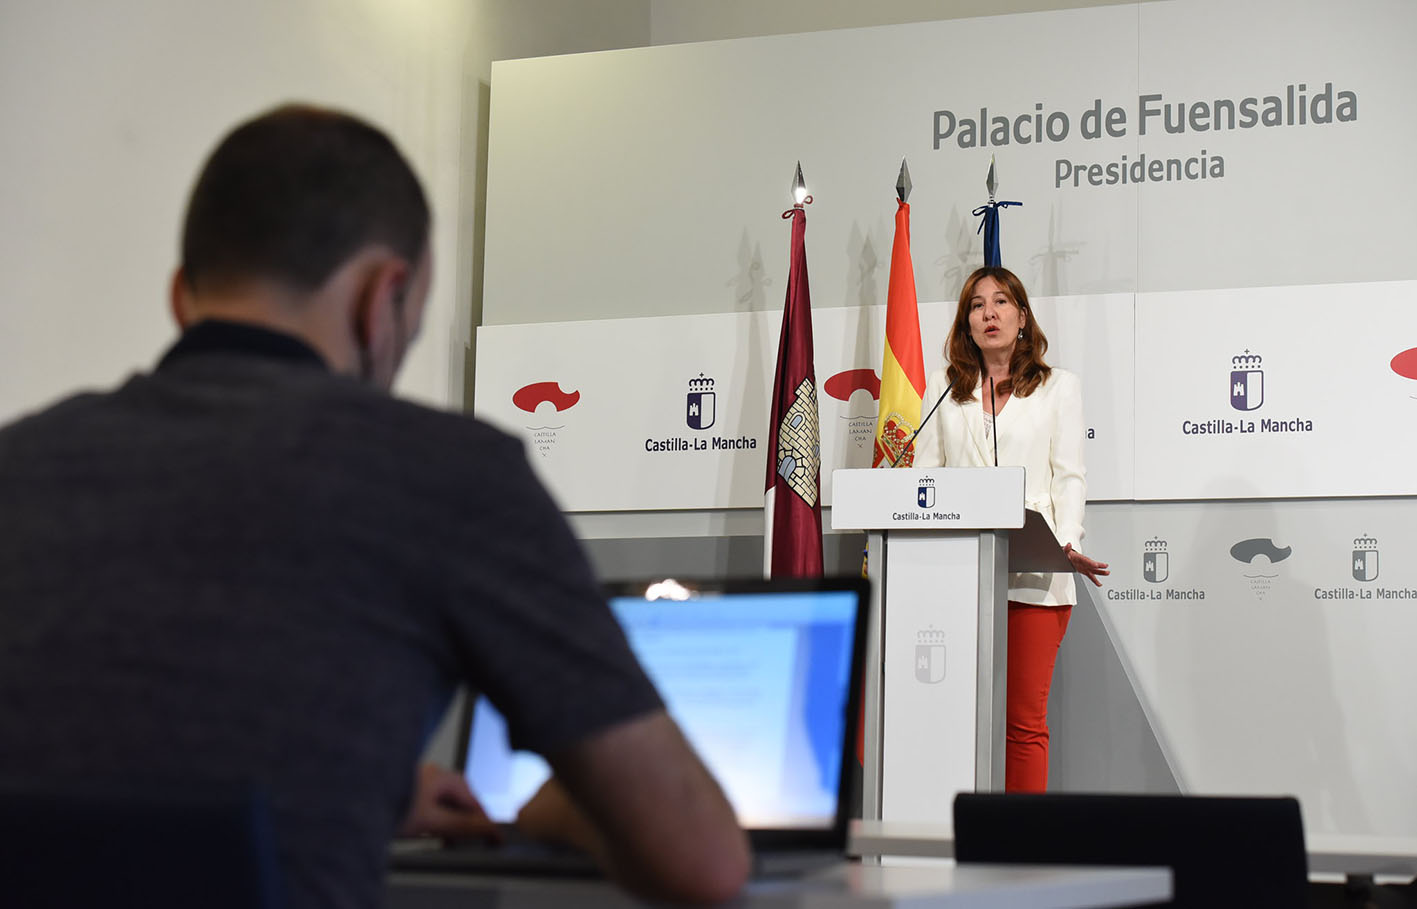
[391,575,868,878]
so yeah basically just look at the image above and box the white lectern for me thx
[832,466,1067,825]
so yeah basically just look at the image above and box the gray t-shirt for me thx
[0,322,662,908]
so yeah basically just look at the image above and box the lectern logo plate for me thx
[916,477,936,509]
[915,628,946,684]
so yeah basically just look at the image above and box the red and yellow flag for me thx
[871,199,926,467]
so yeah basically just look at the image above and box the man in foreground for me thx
[0,105,748,907]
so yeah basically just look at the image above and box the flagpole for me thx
[973,155,1022,268]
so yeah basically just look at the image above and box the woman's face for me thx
[967,276,1025,355]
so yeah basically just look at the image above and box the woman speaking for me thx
[914,266,1109,792]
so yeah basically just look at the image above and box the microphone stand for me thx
[886,378,955,468]
[988,376,1000,467]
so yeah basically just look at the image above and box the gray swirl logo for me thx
[1230,537,1291,600]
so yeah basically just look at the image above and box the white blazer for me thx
[914,367,1086,607]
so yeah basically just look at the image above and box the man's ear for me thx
[352,257,410,353]
[169,268,196,330]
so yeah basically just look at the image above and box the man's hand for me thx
[398,762,502,842]
[536,710,751,904]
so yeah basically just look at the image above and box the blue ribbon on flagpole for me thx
[973,200,1022,268]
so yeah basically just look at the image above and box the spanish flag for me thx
[871,198,926,467]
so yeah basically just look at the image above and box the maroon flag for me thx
[763,203,823,578]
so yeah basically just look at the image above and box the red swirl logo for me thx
[512,382,581,413]
[1391,348,1417,380]
[823,368,881,402]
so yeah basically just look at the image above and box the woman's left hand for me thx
[1063,544,1110,587]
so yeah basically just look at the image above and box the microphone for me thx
[886,377,955,468]
[988,376,1000,467]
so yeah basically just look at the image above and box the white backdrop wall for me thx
[479,0,1417,835]
[0,0,650,425]
[1087,497,1417,837]
[484,0,1417,325]
[475,293,1137,505]
[647,0,1141,46]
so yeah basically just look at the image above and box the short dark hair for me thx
[180,104,430,294]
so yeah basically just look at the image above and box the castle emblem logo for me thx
[1230,350,1264,412]
[1143,538,1168,584]
[1352,535,1379,582]
[686,374,716,430]
[917,476,936,509]
[915,627,946,684]
[774,378,821,507]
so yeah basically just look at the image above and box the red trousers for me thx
[1005,601,1072,793]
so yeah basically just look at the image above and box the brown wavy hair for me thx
[945,266,1051,404]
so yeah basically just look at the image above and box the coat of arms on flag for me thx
[774,379,821,506]
[874,412,918,468]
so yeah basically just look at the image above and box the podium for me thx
[831,467,1070,824]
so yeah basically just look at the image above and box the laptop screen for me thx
[460,577,866,836]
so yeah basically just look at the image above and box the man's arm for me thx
[517,709,751,904]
